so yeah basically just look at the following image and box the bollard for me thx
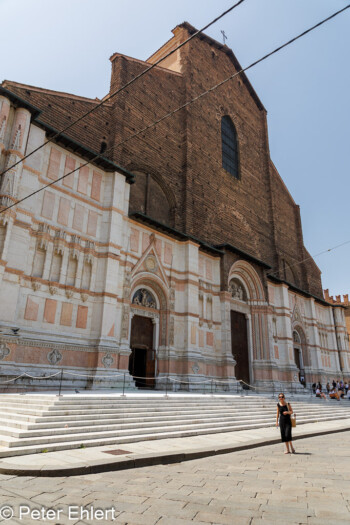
[164,376,169,398]
[58,369,63,397]
[211,379,213,396]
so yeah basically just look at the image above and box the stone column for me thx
[0,96,11,152]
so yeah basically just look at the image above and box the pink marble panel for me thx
[60,303,73,326]
[205,260,212,280]
[155,239,162,256]
[199,257,204,277]
[24,297,39,321]
[57,197,70,226]
[44,299,57,324]
[87,210,98,237]
[199,330,204,348]
[73,204,85,232]
[191,325,197,345]
[63,156,76,188]
[77,165,89,194]
[206,331,214,347]
[91,171,102,201]
[130,228,139,252]
[76,305,88,329]
[47,148,61,180]
[142,232,150,252]
[41,191,55,220]
[274,345,279,359]
[164,243,172,265]
[119,355,129,370]
[108,324,115,337]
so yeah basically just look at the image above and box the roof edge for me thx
[1,85,134,183]
[175,22,266,112]
[267,274,339,307]
[0,86,42,120]
[215,243,271,269]
[130,213,224,255]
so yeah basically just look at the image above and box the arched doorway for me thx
[231,310,250,385]
[129,287,159,389]
[228,278,251,386]
[129,315,155,388]
[293,329,306,386]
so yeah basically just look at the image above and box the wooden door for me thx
[231,311,250,385]
[130,315,155,388]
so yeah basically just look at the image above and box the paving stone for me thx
[194,511,250,524]
[1,430,350,524]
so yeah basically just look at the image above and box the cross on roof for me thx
[220,30,227,45]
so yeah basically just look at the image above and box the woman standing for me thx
[276,393,295,454]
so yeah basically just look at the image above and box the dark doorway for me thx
[294,347,305,385]
[231,311,250,385]
[129,315,155,388]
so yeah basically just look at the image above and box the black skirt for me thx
[279,416,292,442]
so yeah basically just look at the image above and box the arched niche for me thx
[282,258,300,288]
[228,277,248,302]
[129,170,175,227]
[228,260,265,302]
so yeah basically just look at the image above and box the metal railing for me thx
[0,369,323,399]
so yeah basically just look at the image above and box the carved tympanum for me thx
[132,289,157,309]
[228,279,246,301]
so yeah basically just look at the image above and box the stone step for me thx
[2,404,348,433]
[0,422,273,458]
[2,409,349,439]
[0,414,347,458]
[0,398,274,409]
[2,411,348,448]
[1,394,349,457]
[1,410,275,428]
[0,415,272,438]
[2,397,343,412]
[1,404,347,429]
[2,406,347,426]
[2,407,343,430]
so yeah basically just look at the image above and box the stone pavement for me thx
[1,430,350,524]
[1,417,350,477]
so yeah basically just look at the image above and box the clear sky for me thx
[1,0,349,298]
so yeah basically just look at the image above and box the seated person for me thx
[316,387,327,399]
[329,388,340,400]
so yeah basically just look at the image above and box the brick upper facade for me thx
[2,22,323,299]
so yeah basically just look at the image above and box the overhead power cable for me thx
[267,239,350,281]
[1,4,350,285]
[0,0,246,179]
[1,3,349,218]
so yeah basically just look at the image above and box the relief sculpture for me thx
[132,288,156,308]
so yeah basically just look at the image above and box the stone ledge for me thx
[1,424,350,477]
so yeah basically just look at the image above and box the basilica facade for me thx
[0,23,348,391]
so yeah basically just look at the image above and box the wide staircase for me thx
[0,394,350,458]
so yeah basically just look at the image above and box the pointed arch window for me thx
[221,116,239,178]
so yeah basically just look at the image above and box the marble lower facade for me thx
[1,225,349,394]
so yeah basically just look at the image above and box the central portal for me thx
[129,315,155,388]
[231,310,250,386]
